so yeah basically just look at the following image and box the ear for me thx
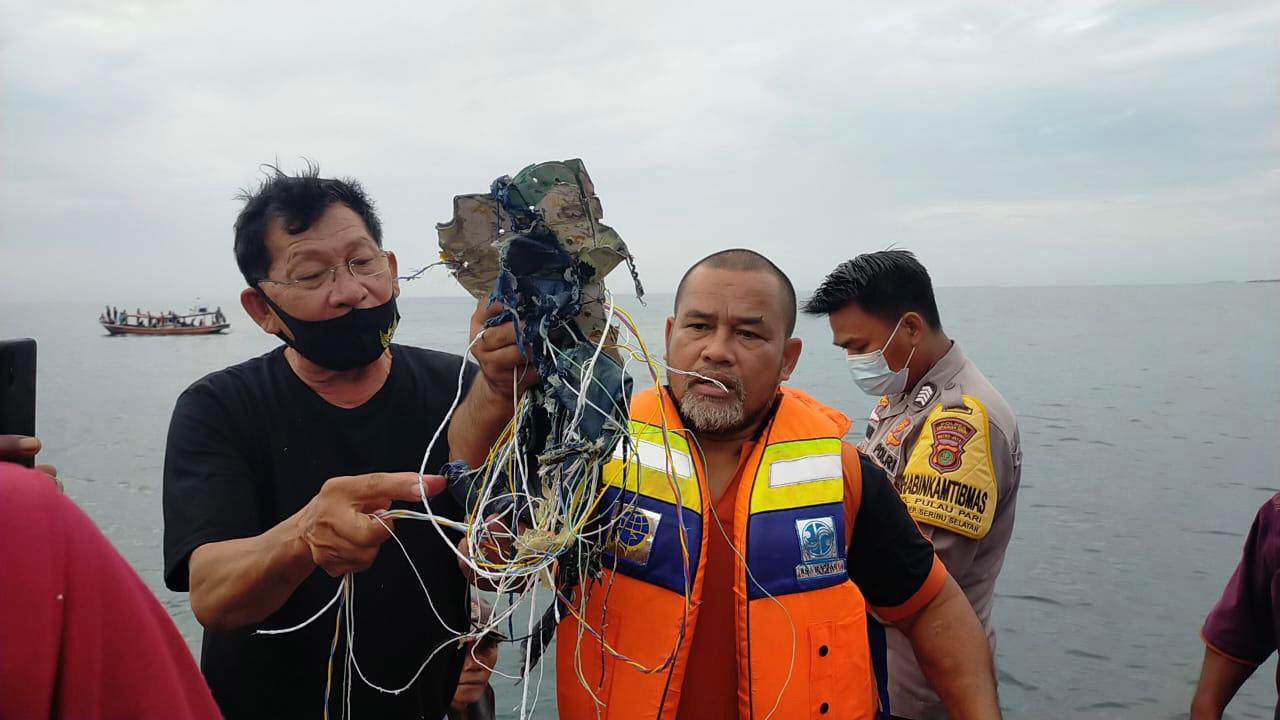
[387,250,400,298]
[664,315,675,363]
[902,312,927,343]
[779,337,803,382]
[241,287,285,336]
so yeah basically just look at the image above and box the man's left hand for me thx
[469,300,538,400]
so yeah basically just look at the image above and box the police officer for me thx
[804,250,1021,720]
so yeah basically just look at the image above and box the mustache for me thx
[685,367,743,394]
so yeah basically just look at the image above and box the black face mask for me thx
[256,290,400,371]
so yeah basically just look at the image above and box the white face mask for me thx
[846,317,915,396]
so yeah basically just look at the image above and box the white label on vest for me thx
[768,453,842,488]
[609,507,662,566]
[614,439,694,478]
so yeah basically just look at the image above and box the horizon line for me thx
[3,278,1277,307]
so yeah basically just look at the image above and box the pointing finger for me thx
[342,472,444,503]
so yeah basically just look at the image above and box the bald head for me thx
[674,249,797,336]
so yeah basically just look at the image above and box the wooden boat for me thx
[100,306,229,336]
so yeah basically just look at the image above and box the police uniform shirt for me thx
[858,342,1021,720]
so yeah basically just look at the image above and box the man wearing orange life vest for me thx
[556,249,1000,720]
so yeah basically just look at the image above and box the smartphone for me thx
[0,338,37,468]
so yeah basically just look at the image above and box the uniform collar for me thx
[886,341,967,414]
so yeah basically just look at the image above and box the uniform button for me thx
[820,702,830,714]
[818,645,829,657]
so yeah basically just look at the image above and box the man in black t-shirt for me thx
[163,166,531,719]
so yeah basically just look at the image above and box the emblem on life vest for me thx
[929,417,977,473]
[794,516,845,581]
[885,417,912,447]
[611,507,661,565]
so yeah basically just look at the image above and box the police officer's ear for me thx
[901,312,928,344]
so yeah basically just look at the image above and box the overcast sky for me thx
[2,0,1277,303]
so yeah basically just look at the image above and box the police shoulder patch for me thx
[912,382,937,409]
[900,395,997,540]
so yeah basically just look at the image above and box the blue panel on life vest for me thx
[745,501,847,600]
[600,486,703,596]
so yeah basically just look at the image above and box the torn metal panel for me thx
[436,158,643,342]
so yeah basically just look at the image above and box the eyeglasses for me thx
[259,251,391,291]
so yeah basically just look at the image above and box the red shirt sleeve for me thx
[0,462,222,719]
[1201,492,1280,666]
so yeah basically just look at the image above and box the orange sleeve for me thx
[871,556,948,623]
[841,442,950,621]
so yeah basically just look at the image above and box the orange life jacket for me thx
[556,385,877,719]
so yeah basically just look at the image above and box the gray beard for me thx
[678,387,747,434]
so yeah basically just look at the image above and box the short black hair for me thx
[802,250,943,330]
[233,162,382,286]
[674,248,797,336]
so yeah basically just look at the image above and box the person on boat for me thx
[1191,491,1280,719]
[162,165,532,719]
[804,250,1021,720]
[552,249,1000,720]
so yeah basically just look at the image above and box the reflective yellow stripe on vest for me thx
[750,438,844,514]
[603,420,702,513]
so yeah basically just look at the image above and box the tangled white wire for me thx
[253,291,805,720]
